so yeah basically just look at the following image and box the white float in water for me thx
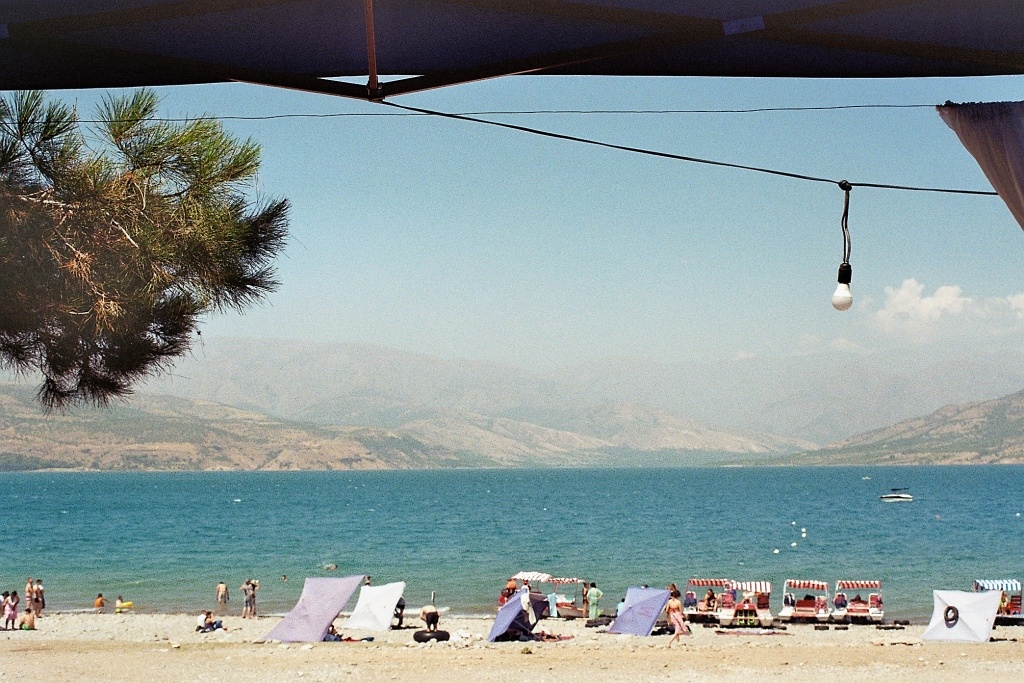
[791,521,796,526]
[801,532,807,538]
[790,542,798,547]
[773,549,780,554]
[801,527,806,533]
[233,499,241,503]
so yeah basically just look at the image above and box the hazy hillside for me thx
[793,388,1024,465]
[139,338,1024,444]
[0,384,802,471]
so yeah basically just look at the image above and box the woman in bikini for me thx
[667,589,690,644]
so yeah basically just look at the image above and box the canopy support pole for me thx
[364,0,383,100]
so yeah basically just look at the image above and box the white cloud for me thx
[867,279,1024,348]
[874,279,974,342]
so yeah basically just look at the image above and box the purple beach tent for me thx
[487,588,545,643]
[264,575,365,643]
[608,587,671,636]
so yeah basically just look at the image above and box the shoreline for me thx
[2,613,1022,682]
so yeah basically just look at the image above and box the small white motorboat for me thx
[879,487,913,502]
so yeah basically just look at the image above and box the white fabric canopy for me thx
[938,101,1024,230]
[922,590,1001,643]
[343,582,406,632]
[974,579,1021,592]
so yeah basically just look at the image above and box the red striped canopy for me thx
[785,579,828,591]
[687,578,731,587]
[731,581,772,594]
[836,580,882,590]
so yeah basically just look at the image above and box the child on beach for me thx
[94,594,107,612]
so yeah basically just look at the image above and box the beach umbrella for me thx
[608,587,670,636]
[921,590,1001,643]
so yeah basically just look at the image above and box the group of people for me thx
[224,577,260,618]
[92,594,132,613]
[2,577,45,631]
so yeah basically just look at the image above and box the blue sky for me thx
[59,75,1024,370]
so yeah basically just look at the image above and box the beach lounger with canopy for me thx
[972,579,1024,625]
[608,587,671,637]
[344,582,407,632]
[834,580,883,623]
[684,578,731,623]
[719,581,773,628]
[264,575,364,643]
[922,590,1001,643]
[778,579,830,623]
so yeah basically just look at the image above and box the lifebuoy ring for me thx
[413,630,450,643]
[943,606,959,627]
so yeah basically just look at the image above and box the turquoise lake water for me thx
[1,466,1021,621]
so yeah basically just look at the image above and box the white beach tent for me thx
[344,582,406,632]
[921,590,1001,643]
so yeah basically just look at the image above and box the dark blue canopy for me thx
[2,1,1024,98]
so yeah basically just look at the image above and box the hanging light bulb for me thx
[832,263,853,311]
[832,181,853,311]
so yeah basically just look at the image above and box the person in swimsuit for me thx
[666,590,690,644]
[33,579,44,617]
[94,594,107,612]
[704,588,717,611]
[240,580,253,618]
[215,581,229,609]
[17,606,36,631]
[419,603,440,631]
[23,579,34,611]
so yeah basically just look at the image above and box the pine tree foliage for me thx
[0,90,289,408]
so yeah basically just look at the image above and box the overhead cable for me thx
[381,101,997,196]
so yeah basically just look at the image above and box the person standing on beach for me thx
[216,581,229,609]
[581,582,589,618]
[240,580,253,618]
[250,579,259,617]
[3,591,19,630]
[587,582,603,620]
[23,579,34,611]
[33,579,44,617]
[666,590,690,644]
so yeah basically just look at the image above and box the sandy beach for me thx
[0,613,1022,682]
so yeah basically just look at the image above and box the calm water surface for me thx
[1,466,1021,620]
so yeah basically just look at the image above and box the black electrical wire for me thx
[380,101,998,197]
[60,102,936,123]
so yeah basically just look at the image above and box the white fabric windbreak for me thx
[921,590,1001,643]
[938,101,1024,230]
[343,582,406,632]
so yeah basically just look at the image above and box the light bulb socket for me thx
[837,262,852,285]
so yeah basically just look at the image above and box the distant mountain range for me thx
[0,384,810,471]
[5,336,1024,470]
[792,388,1024,465]
[139,338,1024,444]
